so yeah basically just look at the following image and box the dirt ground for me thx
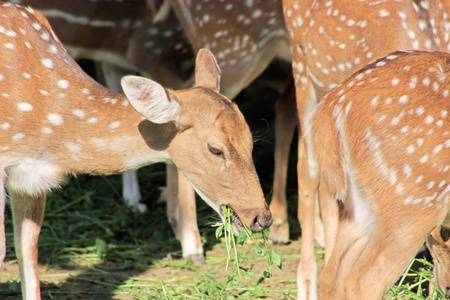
[0,239,322,299]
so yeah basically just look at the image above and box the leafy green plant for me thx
[386,258,445,300]
[212,205,282,297]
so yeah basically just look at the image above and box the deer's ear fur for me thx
[194,48,221,92]
[121,75,180,124]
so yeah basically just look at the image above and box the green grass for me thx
[0,164,298,299]
[386,258,447,300]
[0,163,444,299]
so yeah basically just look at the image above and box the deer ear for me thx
[121,75,180,124]
[194,48,221,91]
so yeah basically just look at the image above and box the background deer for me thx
[0,3,272,299]
[283,0,450,298]
[310,50,449,299]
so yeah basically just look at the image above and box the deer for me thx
[309,50,450,299]
[170,0,324,247]
[0,3,272,299]
[282,0,450,298]
[7,0,210,263]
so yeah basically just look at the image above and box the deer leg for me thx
[269,81,297,243]
[166,163,179,235]
[320,204,441,300]
[314,195,325,248]
[10,191,46,300]
[296,137,320,300]
[342,216,438,300]
[166,164,204,264]
[318,211,373,300]
[122,171,145,212]
[292,66,322,300]
[426,222,450,296]
[0,180,6,268]
[318,181,338,263]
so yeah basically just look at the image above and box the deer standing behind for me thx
[0,3,272,299]
[282,0,450,298]
[310,50,450,299]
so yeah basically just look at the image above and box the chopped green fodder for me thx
[211,206,282,298]
[386,258,447,300]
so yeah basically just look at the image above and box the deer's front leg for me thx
[295,81,321,300]
[122,171,146,212]
[10,191,46,300]
[296,136,320,300]
[269,81,298,243]
[166,164,204,264]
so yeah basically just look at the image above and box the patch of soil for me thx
[0,240,316,299]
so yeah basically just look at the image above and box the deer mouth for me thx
[230,210,243,233]
[221,205,244,234]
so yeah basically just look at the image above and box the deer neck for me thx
[54,86,176,175]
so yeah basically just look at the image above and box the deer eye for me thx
[208,144,224,157]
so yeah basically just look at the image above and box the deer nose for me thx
[250,207,273,232]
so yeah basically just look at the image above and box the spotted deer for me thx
[309,50,450,299]
[283,1,450,298]
[7,0,211,263]
[0,3,272,299]
[171,0,316,246]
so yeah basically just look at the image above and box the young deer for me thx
[310,50,450,299]
[171,0,301,245]
[282,1,450,298]
[0,3,272,299]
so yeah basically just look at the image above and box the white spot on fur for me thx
[420,154,428,163]
[48,44,58,54]
[72,109,85,119]
[57,79,69,89]
[47,113,63,125]
[398,95,408,104]
[64,141,82,154]
[42,127,53,134]
[17,102,33,111]
[39,90,49,96]
[87,117,98,124]
[41,58,54,69]
[109,121,120,130]
[379,9,390,17]
[403,165,412,178]
[12,133,25,141]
